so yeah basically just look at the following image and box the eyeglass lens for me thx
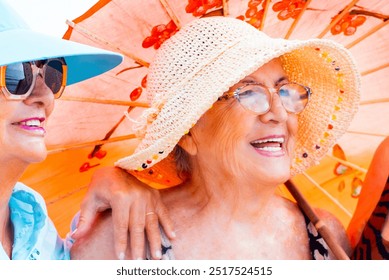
[5,60,64,95]
[238,84,309,114]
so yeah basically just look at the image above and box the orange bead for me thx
[130,87,142,101]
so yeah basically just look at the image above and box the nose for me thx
[259,92,288,123]
[23,75,55,113]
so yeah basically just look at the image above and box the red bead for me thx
[130,87,142,101]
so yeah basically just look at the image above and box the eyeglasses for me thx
[0,58,67,100]
[218,82,312,115]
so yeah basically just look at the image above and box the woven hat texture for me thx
[115,16,360,189]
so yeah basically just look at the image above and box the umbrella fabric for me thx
[20,0,389,237]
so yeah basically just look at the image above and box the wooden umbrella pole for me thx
[284,180,350,260]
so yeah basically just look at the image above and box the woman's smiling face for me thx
[188,58,298,186]
[0,72,55,166]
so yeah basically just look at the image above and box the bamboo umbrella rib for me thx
[47,134,137,154]
[346,130,388,137]
[346,20,389,49]
[320,168,361,186]
[326,155,368,173]
[159,0,181,28]
[317,0,359,38]
[360,97,389,105]
[46,185,88,205]
[66,20,150,68]
[301,172,353,217]
[60,96,150,108]
[260,0,271,31]
[222,0,229,16]
[361,62,389,76]
[284,0,312,39]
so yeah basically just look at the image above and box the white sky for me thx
[6,0,98,37]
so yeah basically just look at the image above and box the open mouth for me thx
[13,118,45,128]
[19,119,44,127]
[12,118,46,134]
[250,137,285,152]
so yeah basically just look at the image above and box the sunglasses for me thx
[0,58,67,100]
[218,82,312,115]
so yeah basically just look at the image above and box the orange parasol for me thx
[20,0,389,238]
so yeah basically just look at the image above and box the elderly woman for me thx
[71,16,360,260]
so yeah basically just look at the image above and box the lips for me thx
[12,117,46,134]
[250,136,286,157]
[251,136,284,150]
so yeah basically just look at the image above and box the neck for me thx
[0,159,25,259]
[178,164,280,221]
[0,157,27,216]
[0,206,10,237]
[0,205,13,258]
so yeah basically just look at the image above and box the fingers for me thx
[145,211,162,260]
[81,167,174,260]
[71,198,99,239]
[129,203,146,260]
[73,167,114,239]
[111,200,131,260]
[155,201,176,240]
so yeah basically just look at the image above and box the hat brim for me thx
[116,40,359,174]
[0,29,122,85]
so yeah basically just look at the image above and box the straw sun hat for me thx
[115,16,360,189]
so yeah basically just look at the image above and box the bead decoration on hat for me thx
[293,46,348,169]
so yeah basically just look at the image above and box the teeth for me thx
[258,146,282,152]
[21,119,42,127]
[251,137,284,144]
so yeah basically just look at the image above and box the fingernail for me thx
[118,252,125,260]
[155,250,162,259]
[136,257,143,260]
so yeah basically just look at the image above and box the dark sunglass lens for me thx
[5,62,33,95]
[45,60,64,94]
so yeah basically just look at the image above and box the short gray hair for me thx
[173,145,192,179]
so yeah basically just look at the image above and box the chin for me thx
[32,153,48,163]
[22,153,47,164]
[255,167,291,186]
[21,145,48,164]
[270,172,290,184]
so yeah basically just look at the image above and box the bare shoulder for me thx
[315,208,347,236]
[275,196,306,223]
[315,208,352,258]
[70,210,120,260]
[277,196,352,258]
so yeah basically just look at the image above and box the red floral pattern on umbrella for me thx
[272,0,307,20]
